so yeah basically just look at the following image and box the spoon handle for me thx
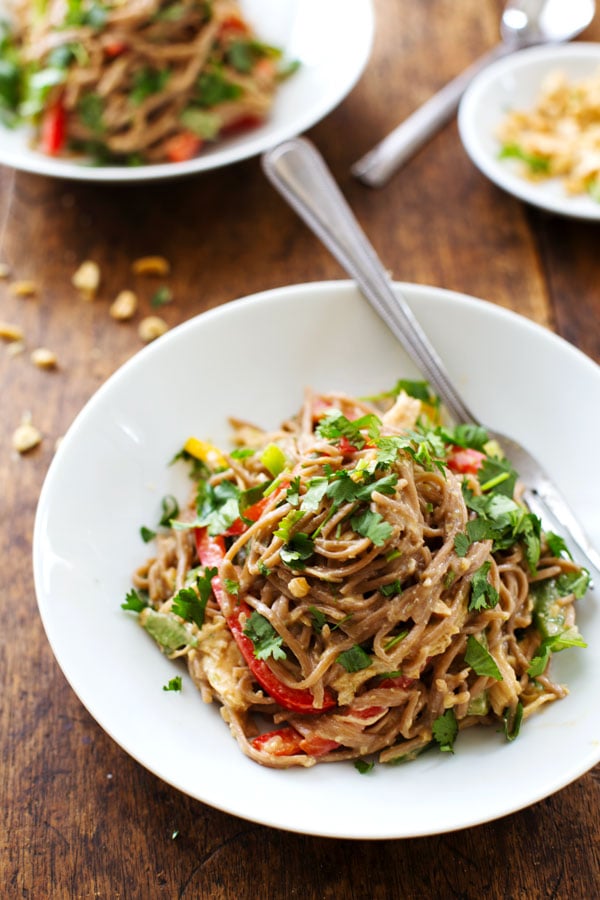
[262,137,476,424]
[351,43,507,187]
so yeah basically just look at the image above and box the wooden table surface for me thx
[2,1,600,897]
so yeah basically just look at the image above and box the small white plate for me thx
[0,0,374,181]
[33,281,600,839]
[458,42,600,219]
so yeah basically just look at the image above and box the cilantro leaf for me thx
[380,579,402,597]
[350,509,393,547]
[280,532,314,570]
[140,525,156,543]
[309,605,327,633]
[337,645,372,672]
[527,627,587,678]
[465,635,503,681]
[130,66,170,105]
[163,676,182,692]
[195,68,243,107]
[191,479,240,536]
[432,708,458,753]
[316,412,380,449]
[442,423,490,451]
[454,532,470,558]
[121,588,148,613]
[171,568,215,630]
[274,509,304,541]
[469,561,499,611]
[354,759,374,774]
[243,611,286,661]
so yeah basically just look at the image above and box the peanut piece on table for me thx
[110,290,138,321]
[131,256,170,276]
[138,315,168,342]
[72,261,101,298]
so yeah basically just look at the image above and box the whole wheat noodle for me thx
[132,389,585,768]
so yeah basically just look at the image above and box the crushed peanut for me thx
[72,260,101,298]
[0,321,24,342]
[110,289,138,321]
[497,67,600,198]
[12,415,42,453]
[138,315,168,342]
[0,262,10,279]
[132,255,170,277]
[10,280,38,298]
[31,347,58,369]
[288,577,310,598]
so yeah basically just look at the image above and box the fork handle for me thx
[350,43,507,187]
[262,137,477,425]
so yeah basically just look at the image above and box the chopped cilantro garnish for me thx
[469,561,500,611]
[350,509,393,547]
[188,479,240,535]
[337,645,372,672]
[463,485,541,573]
[527,627,587,678]
[159,494,179,527]
[243,611,286,661]
[121,587,148,613]
[316,412,379,449]
[130,66,170,105]
[163,676,182,692]
[195,68,243,107]
[354,759,374,774]
[454,532,470,558]
[465,635,503,681]
[309,605,327,633]
[78,92,104,133]
[274,509,304,541]
[224,578,239,596]
[432,708,458,753]
[280,532,314,570]
[140,525,156,543]
[380,579,402,597]
[257,560,271,578]
[171,569,214,630]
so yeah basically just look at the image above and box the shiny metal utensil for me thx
[351,0,596,188]
[262,137,600,582]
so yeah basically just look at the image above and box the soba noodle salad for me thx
[0,0,296,164]
[123,382,590,769]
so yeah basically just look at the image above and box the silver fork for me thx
[261,137,600,584]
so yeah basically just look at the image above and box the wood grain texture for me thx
[1,1,599,897]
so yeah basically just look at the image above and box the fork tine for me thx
[522,488,600,587]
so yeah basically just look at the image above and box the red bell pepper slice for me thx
[446,446,486,475]
[164,131,202,163]
[219,114,263,137]
[222,494,272,537]
[251,726,338,757]
[195,527,336,714]
[41,98,66,156]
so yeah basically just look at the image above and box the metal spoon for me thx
[262,137,600,581]
[351,0,596,188]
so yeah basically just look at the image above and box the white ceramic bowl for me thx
[33,281,600,838]
[458,42,600,219]
[0,0,374,181]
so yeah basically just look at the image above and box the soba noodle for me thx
[124,384,589,768]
